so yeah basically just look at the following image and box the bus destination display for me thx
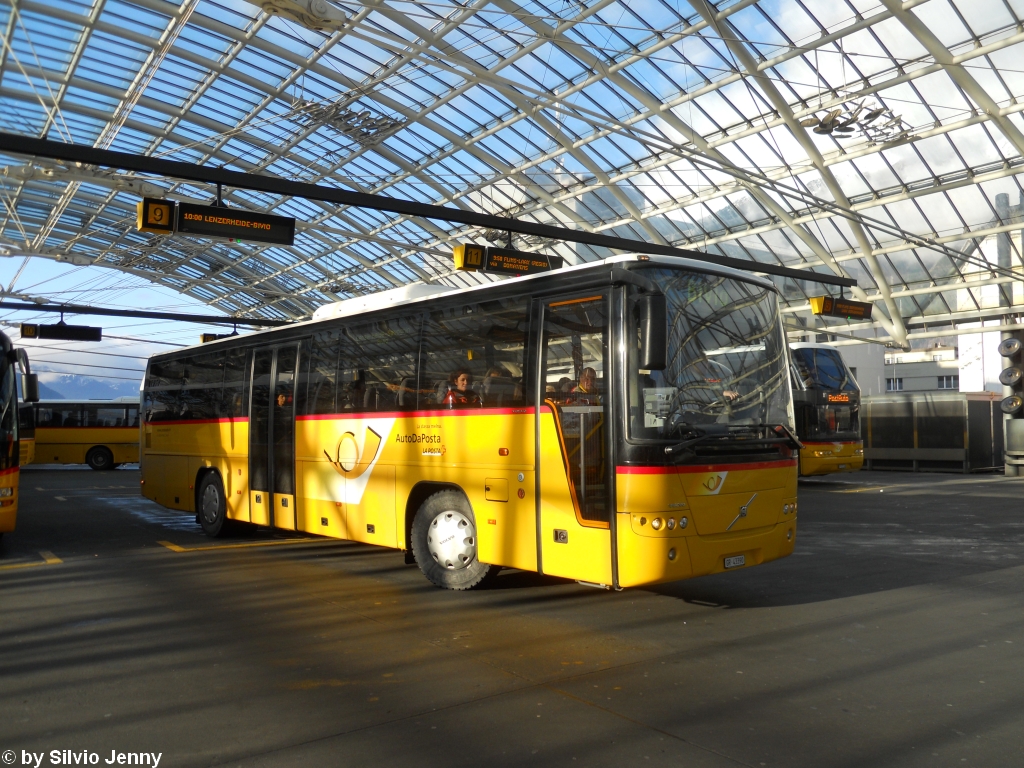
[809,295,873,320]
[453,244,563,276]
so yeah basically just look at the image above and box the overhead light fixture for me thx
[259,0,347,31]
[293,99,403,148]
[799,100,908,142]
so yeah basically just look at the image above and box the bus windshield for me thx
[629,269,793,440]
[791,347,857,391]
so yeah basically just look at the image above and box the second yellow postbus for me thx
[32,399,140,470]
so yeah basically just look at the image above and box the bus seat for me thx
[365,385,396,412]
[480,376,517,406]
[397,378,416,408]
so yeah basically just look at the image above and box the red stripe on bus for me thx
[800,440,861,446]
[0,466,19,476]
[617,459,797,475]
[36,426,139,430]
[298,407,533,420]
[142,417,249,426]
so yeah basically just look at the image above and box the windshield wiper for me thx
[663,423,742,457]
[663,422,803,459]
[745,422,804,450]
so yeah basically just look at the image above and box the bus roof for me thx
[160,253,778,359]
[789,342,842,351]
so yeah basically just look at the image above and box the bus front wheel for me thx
[197,472,231,538]
[411,490,498,590]
[86,446,114,471]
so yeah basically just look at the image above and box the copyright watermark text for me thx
[2,752,162,767]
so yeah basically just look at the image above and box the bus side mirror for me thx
[21,373,39,403]
[638,293,667,370]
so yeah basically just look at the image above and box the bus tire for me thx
[411,490,498,590]
[86,446,114,471]
[197,472,231,538]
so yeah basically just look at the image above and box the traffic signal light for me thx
[998,331,1024,418]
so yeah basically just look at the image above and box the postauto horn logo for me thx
[325,426,382,478]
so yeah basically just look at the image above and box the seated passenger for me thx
[442,369,481,408]
[568,367,600,404]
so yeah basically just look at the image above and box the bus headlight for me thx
[0,487,12,497]
[651,518,663,531]
[666,517,676,530]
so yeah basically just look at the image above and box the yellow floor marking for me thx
[157,538,318,553]
[0,550,63,571]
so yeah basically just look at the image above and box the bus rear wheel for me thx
[197,472,231,538]
[86,446,114,471]
[411,490,498,590]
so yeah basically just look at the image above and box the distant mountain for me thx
[37,374,141,401]
[37,382,64,399]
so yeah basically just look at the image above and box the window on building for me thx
[937,375,959,390]
[886,378,903,392]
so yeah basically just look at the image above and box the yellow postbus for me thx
[141,255,801,589]
[18,402,34,466]
[33,400,141,470]
[0,338,39,540]
[790,343,864,476]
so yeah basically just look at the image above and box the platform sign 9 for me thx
[136,198,175,234]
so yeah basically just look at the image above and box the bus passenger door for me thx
[249,345,298,529]
[537,294,613,585]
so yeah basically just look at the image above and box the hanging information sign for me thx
[175,203,295,246]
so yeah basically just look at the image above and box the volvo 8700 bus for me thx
[790,342,863,476]
[141,255,801,589]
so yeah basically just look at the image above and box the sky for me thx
[0,255,258,400]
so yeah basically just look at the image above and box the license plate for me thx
[724,555,745,569]
[838,464,847,469]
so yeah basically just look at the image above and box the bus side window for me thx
[420,297,530,409]
[180,352,225,421]
[344,315,420,412]
[62,408,80,427]
[221,348,249,419]
[306,330,341,415]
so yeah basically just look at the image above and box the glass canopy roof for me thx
[1,0,1023,347]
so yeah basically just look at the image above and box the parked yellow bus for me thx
[790,343,863,476]
[141,255,801,589]
[0,337,39,540]
[33,400,140,470]
[18,402,34,466]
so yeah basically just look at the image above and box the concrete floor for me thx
[2,467,1023,768]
